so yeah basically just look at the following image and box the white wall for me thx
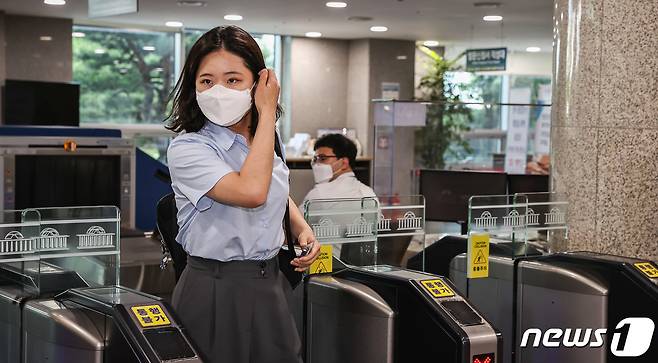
[290,37,349,136]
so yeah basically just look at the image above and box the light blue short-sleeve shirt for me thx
[166,122,289,261]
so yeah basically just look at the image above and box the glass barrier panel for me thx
[304,197,379,267]
[377,195,426,270]
[468,195,529,257]
[34,206,121,290]
[514,192,569,253]
[372,100,552,197]
[0,209,41,295]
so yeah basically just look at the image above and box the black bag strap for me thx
[274,133,296,255]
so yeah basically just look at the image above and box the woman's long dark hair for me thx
[165,26,282,135]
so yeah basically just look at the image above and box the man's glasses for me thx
[311,154,337,163]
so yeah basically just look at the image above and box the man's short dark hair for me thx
[314,133,357,169]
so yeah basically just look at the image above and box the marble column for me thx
[551,0,658,261]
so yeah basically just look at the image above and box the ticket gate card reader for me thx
[306,266,502,363]
[21,286,202,363]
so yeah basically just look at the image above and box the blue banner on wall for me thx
[466,48,507,72]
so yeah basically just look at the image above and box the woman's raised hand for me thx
[254,69,280,117]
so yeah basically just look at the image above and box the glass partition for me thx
[373,100,551,196]
[36,206,121,290]
[468,195,529,256]
[0,209,41,295]
[0,206,120,296]
[513,192,569,253]
[377,195,426,269]
[303,197,379,267]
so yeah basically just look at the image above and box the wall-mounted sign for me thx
[466,48,507,72]
[89,0,138,18]
[381,82,400,100]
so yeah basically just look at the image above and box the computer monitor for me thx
[3,79,80,127]
[419,169,508,224]
[507,174,549,195]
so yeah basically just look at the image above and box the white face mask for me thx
[311,163,335,184]
[196,83,254,127]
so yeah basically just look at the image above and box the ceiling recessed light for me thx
[370,26,388,32]
[423,40,440,47]
[44,0,66,5]
[177,1,206,7]
[326,2,347,8]
[40,36,53,41]
[305,32,322,38]
[143,45,156,51]
[72,32,85,38]
[94,48,106,54]
[526,46,541,52]
[483,15,503,21]
[224,14,243,21]
[165,21,184,27]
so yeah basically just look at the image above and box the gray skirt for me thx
[171,255,303,363]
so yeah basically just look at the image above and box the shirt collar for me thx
[332,171,355,182]
[203,121,239,151]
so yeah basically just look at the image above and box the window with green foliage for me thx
[73,26,175,124]
[73,26,278,126]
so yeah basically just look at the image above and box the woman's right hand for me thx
[254,69,280,116]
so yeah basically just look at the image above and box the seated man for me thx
[300,133,376,265]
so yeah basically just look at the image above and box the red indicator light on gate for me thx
[473,353,494,363]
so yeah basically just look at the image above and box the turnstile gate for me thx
[450,251,658,363]
[305,265,503,363]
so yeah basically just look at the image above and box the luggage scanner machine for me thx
[305,265,503,363]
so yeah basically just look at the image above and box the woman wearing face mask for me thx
[165,26,320,363]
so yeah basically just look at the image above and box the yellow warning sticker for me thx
[131,304,171,328]
[467,233,490,279]
[634,262,658,279]
[420,279,455,298]
[309,244,333,274]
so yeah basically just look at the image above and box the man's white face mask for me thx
[196,83,255,127]
[311,162,337,184]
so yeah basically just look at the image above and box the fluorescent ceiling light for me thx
[72,32,85,38]
[423,40,440,47]
[305,32,322,38]
[483,15,503,21]
[44,0,66,5]
[370,26,388,32]
[526,46,541,52]
[143,45,156,51]
[40,36,53,41]
[326,2,347,8]
[165,21,184,27]
[94,48,106,54]
[224,14,243,21]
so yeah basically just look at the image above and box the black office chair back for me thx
[156,193,188,281]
